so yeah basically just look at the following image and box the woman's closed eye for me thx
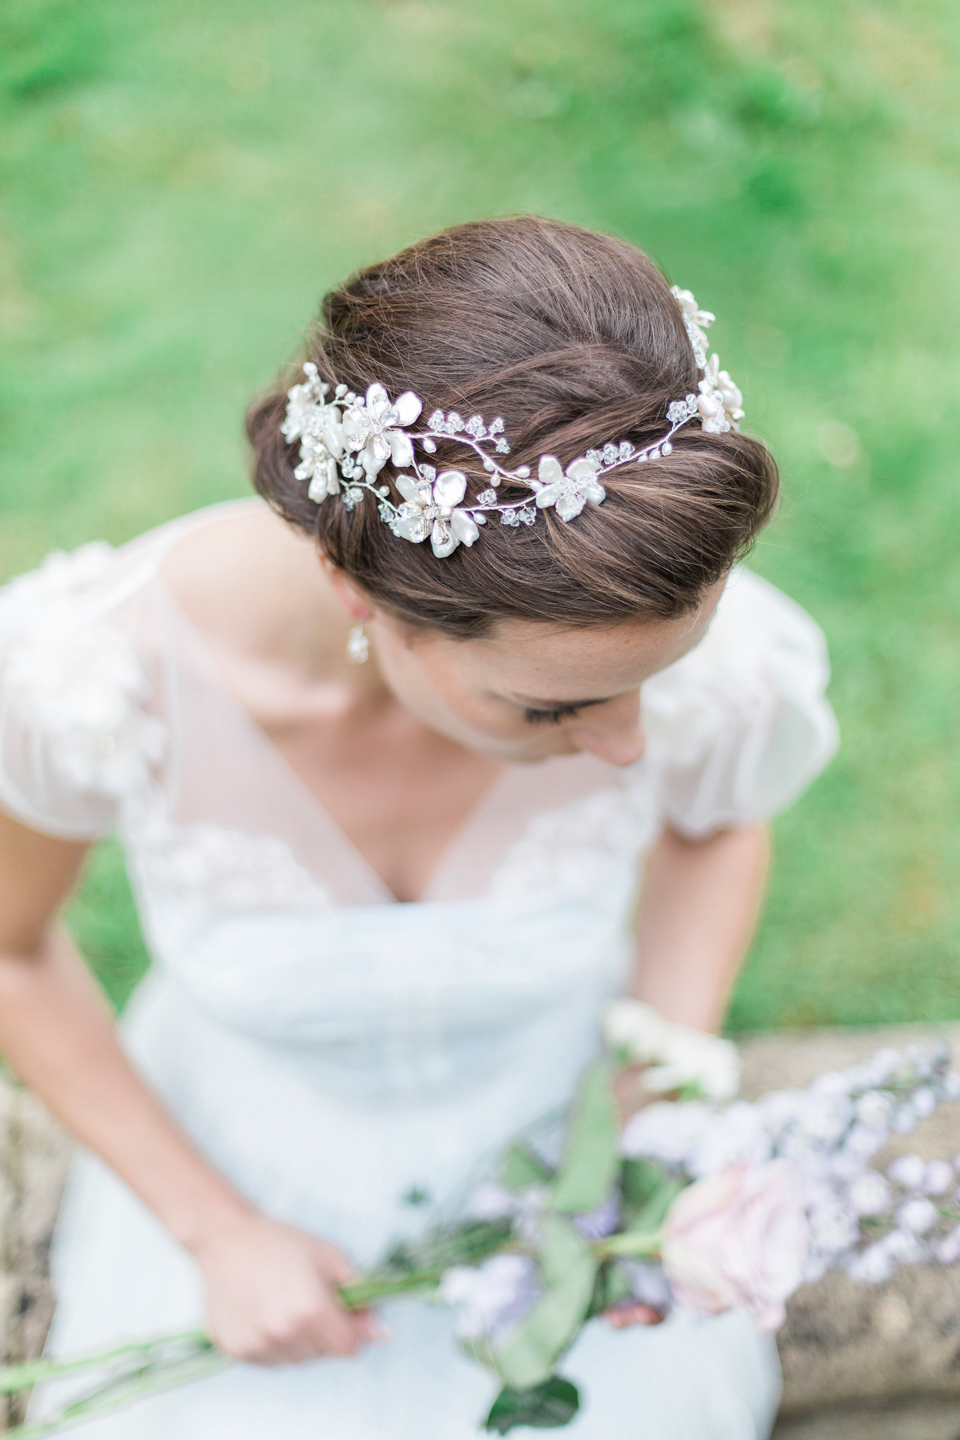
[522,703,585,726]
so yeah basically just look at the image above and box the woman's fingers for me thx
[605,1301,666,1328]
[312,1237,361,1288]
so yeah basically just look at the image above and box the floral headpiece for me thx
[282,285,744,559]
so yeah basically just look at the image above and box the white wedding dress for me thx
[0,499,838,1439]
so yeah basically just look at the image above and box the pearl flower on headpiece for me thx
[697,355,744,434]
[533,455,606,522]
[281,284,746,558]
[341,383,423,477]
[669,285,744,436]
[394,468,482,559]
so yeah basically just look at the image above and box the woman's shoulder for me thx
[646,567,831,704]
[0,500,260,838]
[641,567,839,834]
[0,498,263,628]
[155,496,328,665]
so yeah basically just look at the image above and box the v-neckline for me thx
[153,575,517,907]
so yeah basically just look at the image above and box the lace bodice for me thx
[0,500,838,905]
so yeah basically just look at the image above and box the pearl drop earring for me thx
[346,624,370,665]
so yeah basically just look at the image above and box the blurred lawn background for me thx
[1,0,959,1027]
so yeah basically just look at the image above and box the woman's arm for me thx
[0,808,376,1363]
[632,823,770,1032]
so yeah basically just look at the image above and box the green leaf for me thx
[550,1061,620,1215]
[620,1157,664,1214]
[584,1260,634,1320]
[484,1375,581,1433]
[499,1142,554,1192]
[493,1215,597,1390]
[630,1175,686,1233]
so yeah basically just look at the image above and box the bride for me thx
[0,216,836,1437]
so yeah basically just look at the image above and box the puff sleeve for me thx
[0,544,167,840]
[641,568,839,837]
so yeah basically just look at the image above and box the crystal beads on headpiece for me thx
[282,285,744,559]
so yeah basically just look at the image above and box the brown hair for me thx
[248,216,778,639]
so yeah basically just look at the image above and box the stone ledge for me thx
[0,1080,71,1428]
[772,1397,960,1440]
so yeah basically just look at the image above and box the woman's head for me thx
[248,215,778,642]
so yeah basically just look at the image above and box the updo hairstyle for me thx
[248,216,778,639]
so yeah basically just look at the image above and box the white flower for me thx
[829,1151,864,1184]
[806,1197,859,1257]
[842,1125,887,1161]
[882,1228,926,1264]
[846,1243,895,1285]
[756,1088,805,1134]
[860,1049,901,1086]
[645,1032,741,1105]
[888,1154,927,1189]
[341,383,422,478]
[911,1086,938,1119]
[671,287,716,331]
[297,408,347,501]
[533,455,606,522]
[603,997,668,1059]
[923,1159,955,1196]
[855,1091,895,1128]
[602,998,740,1103]
[438,1254,540,1342]
[620,1101,713,1166]
[796,1095,852,1145]
[7,620,166,798]
[686,1103,771,1179]
[670,286,715,364]
[934,1226,960,1265]
[846,1171,892,1217]
[393,469,481,558]
[896,1197,939,1235]
[697,354,744,434]
[0,542,115,628]
[282,364,347,501]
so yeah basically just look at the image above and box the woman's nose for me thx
[568,697,646,767]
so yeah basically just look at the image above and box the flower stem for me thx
[339,1267,445,1308]
[4,1352,229,1438]
[595,1230,662,1260]
[0,1332,212,1394]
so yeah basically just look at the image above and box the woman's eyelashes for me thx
[522,703,585,726]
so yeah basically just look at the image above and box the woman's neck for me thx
[160,501,391,709]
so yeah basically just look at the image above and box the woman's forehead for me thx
[466,599,722,698]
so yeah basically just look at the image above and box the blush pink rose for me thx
[660,1159,809,1331]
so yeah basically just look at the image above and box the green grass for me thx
[2,0,959,1023]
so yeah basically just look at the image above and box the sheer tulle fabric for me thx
[0,501,837,1438]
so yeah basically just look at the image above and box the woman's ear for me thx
[318,556,377,623]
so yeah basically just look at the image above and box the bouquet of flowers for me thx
[5,1038,960,1436]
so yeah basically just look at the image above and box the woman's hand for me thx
[194,1212,382,1365]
